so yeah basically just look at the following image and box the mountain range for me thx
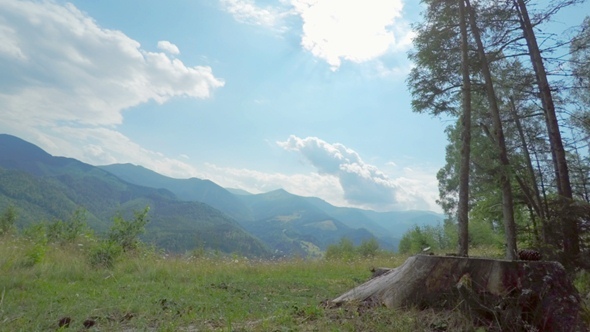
[0,134,444,257]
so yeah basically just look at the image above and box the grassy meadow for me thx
[1,235,588,331]
[0,235,477,332]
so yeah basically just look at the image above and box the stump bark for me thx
[331,255,585,331]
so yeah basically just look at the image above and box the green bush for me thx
[358,238,380,257]
[20,223,49,267]
[0,205,17,236]
[398,219,503,255]
[86,206,150,268]
[23,243,46,267]
[88,240,122,268]
[398,225,439,254]
[107,206,150,252]
[325,238,356,260]
[45,208,89,244]
[325,237,381,260]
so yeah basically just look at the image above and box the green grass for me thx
[3,237,585,331]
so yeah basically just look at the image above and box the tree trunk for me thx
[513,0,580,263]
[465,0,517,260]
[532,145,552,243]
[457,0,471,257]
[331,255,584,331]
[509,97,546,243]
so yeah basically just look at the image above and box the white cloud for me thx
[0,0,225,181]
[220,0,285,29]
[157,40,180,55]
[291,0,410,70]
[277,135,438,211]
[220,0,414,70]
[0,0,224,129]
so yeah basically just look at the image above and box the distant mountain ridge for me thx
[0,134,269,256]
[0,134,445,256]
[99,163,253,222]
[97,164,445,253]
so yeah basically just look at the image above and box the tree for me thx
[408,0,471,255]
[407,0,462,118]
[457,0,472,257]
[513,0,580,263]
[466,0,517,259]
[570,16,590,112]
[409,0,587,264]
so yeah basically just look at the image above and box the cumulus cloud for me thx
[0,0,224,128]
[278,135,436,211]
[0,0,224,178]
[219,0,414,70]
[290,0,411,70]
[157,40,180,55]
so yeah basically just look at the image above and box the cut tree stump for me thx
[331,255,585,331]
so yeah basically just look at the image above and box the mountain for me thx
[235,189,377,257]
[99,163,253,222]
[98,165,396,256]
[303,196,392,236]
[98,163,444,254]
[0,134,446,257]
[225,188,253,196]
[0,134,269,257]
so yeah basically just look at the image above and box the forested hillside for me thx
[0,134,269,256]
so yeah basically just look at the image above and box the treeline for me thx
[408,0,590,268]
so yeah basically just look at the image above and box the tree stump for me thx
[331,255,585,331]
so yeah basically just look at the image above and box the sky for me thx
[0,0,587,213]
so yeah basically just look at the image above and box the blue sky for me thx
[0,0,587,213]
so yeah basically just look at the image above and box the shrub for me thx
[23,243,46,267]
[0,205,17,236]
[20,223,49,267]
[88,240,122,268]
[86,206,150,268]
[325,238,356,260]
[107,206,150,252]
[46,208,89,244]
[398,225,437,254]
[325,237,382,260]
[358,238,380,257]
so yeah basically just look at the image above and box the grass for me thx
[0,236,454,331]
[1,237,586,331]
